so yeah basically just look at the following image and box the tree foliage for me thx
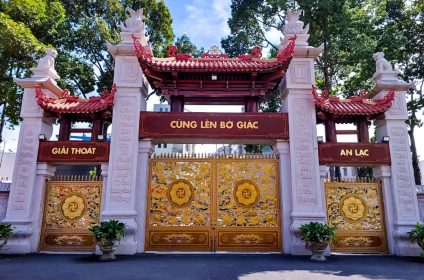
[223,0,424,183]
[174,34,204,57]
[0,0,174,142]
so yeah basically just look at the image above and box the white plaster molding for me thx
[14,77,63,98]
[135,139,154,252]
[273,140,293,254]
[101,163,109,177]
[373,165,391,178]
[35,163,56,176]
[319,165,327,178]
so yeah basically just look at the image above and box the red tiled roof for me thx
[312,86,394,116]
[35,85,115,114]
[133,36,296,73]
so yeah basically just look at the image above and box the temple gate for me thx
[146,155,280,251]
[313,86,393,253]
[3,7,422,257]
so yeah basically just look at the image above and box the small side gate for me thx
[325,178,387,253]
[39,175,103,252]
[146,154,281,252]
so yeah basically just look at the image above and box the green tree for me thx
[174,34,204,57]
[223,0,423,182]
[0,0,66,142]
[0,0,174,143]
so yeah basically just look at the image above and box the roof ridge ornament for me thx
[201,46,229,59]
[31,48,60,80]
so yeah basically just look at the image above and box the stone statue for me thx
[373,52,393,74]
[284,9,309,35]
[120,8,145,34]
[31,48,59,79]
[35,49,58,70]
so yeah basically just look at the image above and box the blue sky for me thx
[163,0,231,50]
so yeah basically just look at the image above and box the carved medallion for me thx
[61,194,86,220]
[168,180,193,207]
[341,195,367,222]
[234,180,260,207]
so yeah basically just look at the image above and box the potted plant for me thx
[0,223,14,251]
[300,222,336,261]
[408,223,424,257]
[90,220,126,261]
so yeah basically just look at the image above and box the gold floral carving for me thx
[234,180,259,207]
[40,180,102,251]
[61,194,86,220]
[233,234,263,244]
[53,235,85,246]
[163,233,195,244]
[340,236,373,247]
[168,180,194,207]
[325,181,387,253]
[341,195,367,222]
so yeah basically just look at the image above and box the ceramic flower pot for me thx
[97,239,118,261]
[306,241,329,261]
[0,238,7,251]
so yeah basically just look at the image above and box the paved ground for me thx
[0,253,423,280]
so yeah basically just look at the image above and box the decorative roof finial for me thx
[120,8,146,34]
[279,9,310,49]
[284,10,309,35]
[31,48,60,80]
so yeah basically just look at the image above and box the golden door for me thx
[325,179,387,253]
[146,155,281,252]
[39,176,102,252]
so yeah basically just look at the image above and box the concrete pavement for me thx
[0,253,423,280]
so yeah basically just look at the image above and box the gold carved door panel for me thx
[325,179,387,253]
[39,176,102,252]
[146,158,213,251]
[216,159,280,251]
[146,156,281,252]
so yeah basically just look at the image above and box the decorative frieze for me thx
[389,126,416,217]
[9,122,38,215]
[292,98,317,204]
[109,94,139,206]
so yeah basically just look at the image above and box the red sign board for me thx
[37,141,110,163]
[318,143,391,165]
[139,112,289,142]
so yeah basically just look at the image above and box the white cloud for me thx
[180,0,231,49]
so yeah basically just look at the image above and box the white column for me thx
[373,165,396,254]
[102,10,149,255]
[371,67,421,256]
[273,140,292,253]
[3,52,62,253]
[279,12,326,255]
[135,139,154,253]
[30,164,56,252]
[100,163,109,212]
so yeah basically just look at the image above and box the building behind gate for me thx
[1,8,421,256]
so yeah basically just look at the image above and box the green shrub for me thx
[300,222,336,244]
[408,223,424,247]
[90,220,126,241]
[0,223,13,239]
